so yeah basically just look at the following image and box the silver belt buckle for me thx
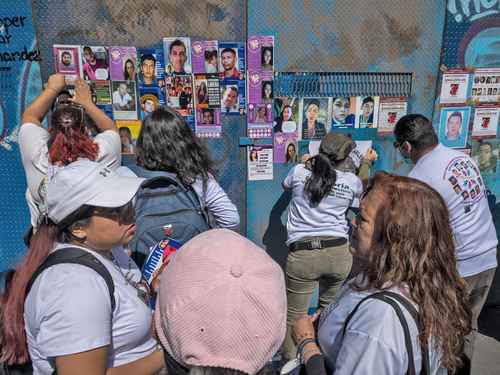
[310,239,322,249]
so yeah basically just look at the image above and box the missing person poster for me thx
[191,40,218,74]
[195,108,221,138]
[471,106,499,139]
[165,74,194,126]
[471,68,500,103]
[248,70,273,104]
[248,146,273,181]
[247,35,274,72]
[248,103,273,138]
[273,97,299,135]
[438,106,471,148]
[111,80,138,120]
[377,97,408,135]
[355,96,380,129]
[330,96,356,129]
[53,44,82,80]
[109,46,137,81]
[194,74,220,109]
[139,87,162,119]
[81,46,109,81]
[137,48,165,88]
[218,42,245,81]
[116,120,141,155]
[274,132,298,164]
[439,71,470,104]
[163,37,192,75]
[299,98,329,140]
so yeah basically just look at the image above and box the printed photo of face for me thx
[362,99,374,119]
[261,47,273,69]
[143,99,155,113]
[141,55,156,85]
[169,40,187,73]
[332,97,350,122]
[83,47,95,64]
[220,48,238,78]
[262,81,273,102]
[202,109,214,124]
[124,59,136,80]
[249,149,258,162]
[306,102,319,123]
[222,86,238,109]
[61,51,73,66]
[282,106,293,121]
[478,142,497,173]
[446,113,462,140]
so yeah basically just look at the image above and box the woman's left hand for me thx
[293,314,317,344]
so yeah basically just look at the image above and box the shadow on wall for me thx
[262,190,291,269]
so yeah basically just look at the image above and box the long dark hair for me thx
[136,107,215,185]
[304,152,337,206]
[356,172,471,372]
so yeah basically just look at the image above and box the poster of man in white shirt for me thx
[112,81,138,120]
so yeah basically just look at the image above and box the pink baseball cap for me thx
[154,229,286,375]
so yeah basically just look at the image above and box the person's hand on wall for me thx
[364,148,378,163]
[71,79,93,108]
[46,73,66,95]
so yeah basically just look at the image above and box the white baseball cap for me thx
[47,159,144,224]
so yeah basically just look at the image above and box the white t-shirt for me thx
[409,144,498,277]
[318,276,446,375]
[24,244,157,375]
[283,164,362,245]
[18,123,122,227]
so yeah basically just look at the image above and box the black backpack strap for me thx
[342,291,428,375]
[26,247,115,311]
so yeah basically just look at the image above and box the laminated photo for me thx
[248,70,273,104]
[471,139,499,175]
[109,46,137,81]
[377,97,408,135]
[194,74,221,109]
[139,87,162,119]
[471,107,499,139]
[111,80,138,120]
[471,68,500,103]
[81,46,109,81]
[248,103,273,138]
[438,107,471,149]
[195,108,221,138]
[137,48,165,88]
[273,97,299,135]
[220,80,246,115]
[355,96,380,129]
[116,120,141,155]
[299,98,329,140]
[248,146,273,181]
[330,96,356,129]
[165,75,194,117]
[53,44,82,81]
[274,132,298,164]
[191,40,218,74]
[163,37,192,75]
[247,35,274,72]
[218,42,245,81]
[439,71,470,104]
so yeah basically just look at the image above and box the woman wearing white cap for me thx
[1,160,165,374]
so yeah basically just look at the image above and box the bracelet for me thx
[301,348,322,364]
[296,337,316,357]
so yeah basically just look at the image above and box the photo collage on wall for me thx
[438,68,500,149]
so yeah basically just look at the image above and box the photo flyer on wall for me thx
[248,146,273,181]
[274,132,298,164]
[111,80,138,120]
[439,70,470,104]
[471,68,500,103]
[89,81,112,106]
[273,97,300,135]
[247,35,274,72]
[299,97,329,140]
[163,37,192,75]
[218,42,245,81]
[109,46,138,81]
[194,74,221,109]
[165,74,194,125]
[248,102,273,138]
[330,96,356,129]
[248,70,273,104]
[355,95,379,129]
[195,108,221,138]
[220,80,246,115]
[471,106,499,139]
[80,46,109,81]
[139,86,163,119]
[471,139,499,176]
[438,106,471,149]
[137,48,165,89]
[116,120,141,155]
[53,44,83,81]
[191,40,218,74]
[377,97,408,135]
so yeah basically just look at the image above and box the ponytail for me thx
[1,222,58,365]
[304,152,337,206]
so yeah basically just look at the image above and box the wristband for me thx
[296,337,316,357]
